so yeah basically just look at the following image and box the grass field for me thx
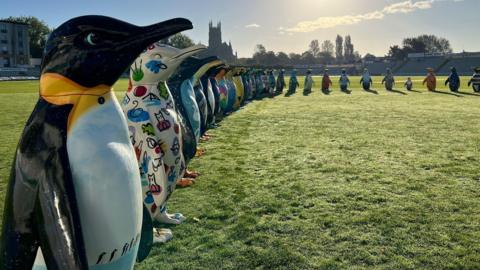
[1,76,479,269]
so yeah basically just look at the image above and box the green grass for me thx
[1,77,480,269]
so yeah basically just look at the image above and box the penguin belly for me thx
[181,80,201,142]
[34,97,142,270]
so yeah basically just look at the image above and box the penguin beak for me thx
[134,18,193,49]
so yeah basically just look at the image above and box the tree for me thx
[276,51,290,65]
[254,44,266,55]
[403,37,426,54]
[289,53,302,64]
[2,16,51,58]
[253,44,268,64]
[321,40,334,57]
[335,35,344,62]
[416,35,452,54]
[309,40,320,58]
[388,45,407,60]
[344,35,355,62]
[162,33,194,49]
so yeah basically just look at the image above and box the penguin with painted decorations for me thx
[276,69,286,94]
[423,68,437,91]
[360,68,373,90]
[468,67,480,92]
[122,43,206,249]
[381,68,395,91]
[201,61,225,128]
[232,67,245,109]
[339,69,350,92]
[240,68,252,102]
[268,70,276,96]
[445,67,460,92]
[215,65,231,114]
[287,69,299,95]
[224,69,238,113]
[321,69,332,92]
[0,15,192,270]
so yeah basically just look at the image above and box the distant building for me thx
[201,21,237,63]
[0,20,30,67]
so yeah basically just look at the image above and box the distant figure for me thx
[321,69,332,91]
[303,70,314,95]
[276,69,286,94]
[445,67,460,92]
[339,69,350,91]
[360,68,373,90]
[288,70,299,94]
[381,68,395,90]
[423,68,437,91]
[404,77,413,91]
[468,67,480,92]
[268,70,276,95]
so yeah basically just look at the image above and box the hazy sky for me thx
[1,0,478,57]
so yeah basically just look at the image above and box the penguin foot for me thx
[184,170,200,178]
[195,148,206,157]
[157,211,186,225]
[177,178,196,188]
[153,228,173,243]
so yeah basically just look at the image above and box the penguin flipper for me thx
[136,204,153,262]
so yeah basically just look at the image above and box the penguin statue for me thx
[404,77,413,91]
[423,68,437,91]
[261,70,270,96]
[249,69,257,98]
[216,66,230,114]
[123,43,206,245]
[381,68,395,91]
[241,68,252,102]
[321,69,332,92]
[268,70,276,96]
[288,70,299,94]
[339,69,350,91]
[168,54,217,148]
[201,61,225,127]
[276,69,286,94]
[360,68,373,90]
[255,70,265,98]
[445,67,460,92]
[304,70,314,95]
[0,15,192,270]
[468,67,480,92]
[232,68,245,109]
[224,69,238,113]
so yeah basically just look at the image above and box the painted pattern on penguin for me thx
[288,70,299,94]
[382,68,395,90]
[468,68,480,92]
[445,67,460,92]
[224,70,238,113]
[276,69,286,94]
[122,42,205,247]
[0,16,192,270]
[232,68,245,109]
[304,71,314,94]
[360,69,373,90]
[423,68,437,91]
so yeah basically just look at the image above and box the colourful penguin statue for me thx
[224,69,238,113]
[288,70,299,94]
[382,68,395,91]
[201,61,225,127]
[423,68,437,91]
[255,70,264,98]
[360,68,373,90]
[276,69,286,94]
[241,68,252,102]
[321,69,332,91]
[339,69,350,91]
[304,70,314,95]
[232,68,245,109]
[0,15,192,270]
[249,69,257,98]
[404,77,413,91]
[216,66,230,114]
[468,67,480,92]
[445,67,460,92]
[261,71,270,96]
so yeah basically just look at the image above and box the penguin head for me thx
[451,67,457,73]
[130,43,206,85]
[42,15,193,88]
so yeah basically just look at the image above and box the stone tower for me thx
[208,21,222,49]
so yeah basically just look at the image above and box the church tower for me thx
[208,21,222,49]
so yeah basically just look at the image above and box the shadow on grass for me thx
[284,92,295,97]
[340,89,352,95]
[303,90,312,96]
[407,89,422,93]
[430,90,463,97]
[321,89,331,95]
[457,91,480,97]
[386,89,408,95]
[364,88,379,95]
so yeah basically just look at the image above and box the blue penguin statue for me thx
[445,67,460,92]
[224,69,238,114]
[201,61,225,127]
[360,68,373,90]
[0,15,192,270]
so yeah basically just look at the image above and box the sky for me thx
[1,0,478,58]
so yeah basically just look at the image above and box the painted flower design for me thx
[146,60,167,74]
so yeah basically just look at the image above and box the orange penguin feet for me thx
[177,178,196,188]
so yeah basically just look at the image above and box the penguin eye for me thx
[85,32,100,46]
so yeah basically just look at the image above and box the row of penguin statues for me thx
[0,15,287,270]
